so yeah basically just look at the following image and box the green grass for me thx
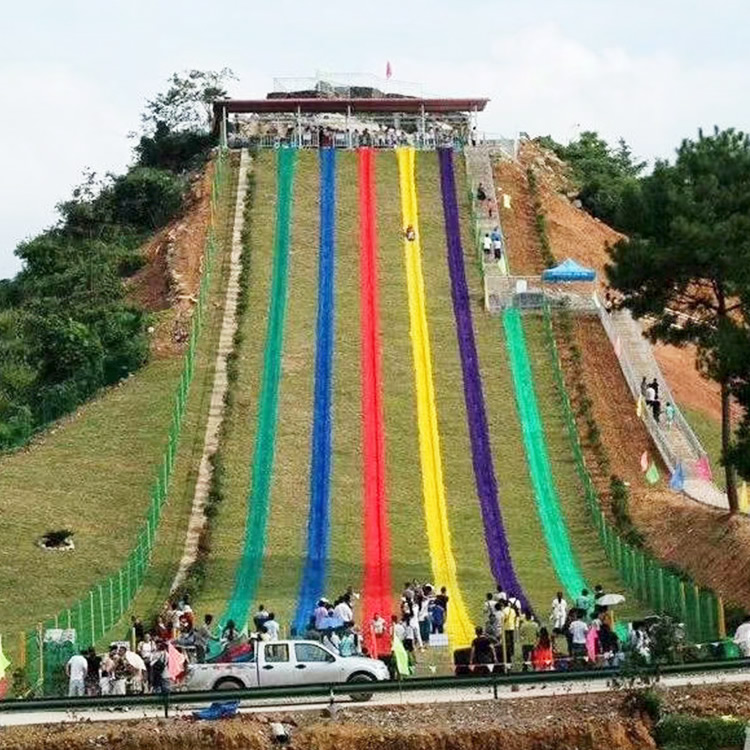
[195,151,277,620]
[103,155,239,640]
[453,159,565,615]
[326,152,364,606]
[523,314,643,621]
[377,151,432,592]
[0,156,238,656]
[416,152,495,625]
[681,405,726,491]
[254,151,318,627]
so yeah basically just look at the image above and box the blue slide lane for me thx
[293,148,337,633]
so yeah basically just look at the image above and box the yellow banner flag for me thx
[636,396,644,419]
[740,482,749,514]
[0,636,10,682]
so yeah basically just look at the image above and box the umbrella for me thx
[125,651,146,671]
[598,594,626,607]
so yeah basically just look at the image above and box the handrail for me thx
[2,658,750,715]
[595,297,707,474]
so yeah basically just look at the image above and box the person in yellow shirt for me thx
[501,602,518,667]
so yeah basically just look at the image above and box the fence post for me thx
[99,583,106,636]
[37,623,44,693]
[717,596,726,639]
[679,582,688,633]
[90,590,96,645]
[693,585,702,642]
[18,631,26,669]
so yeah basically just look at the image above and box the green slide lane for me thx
[503,308,587,599]
[222,148,297,629]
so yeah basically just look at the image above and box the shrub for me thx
[111,167,185,231]
[136,122,215,173]
[654,714,747,749]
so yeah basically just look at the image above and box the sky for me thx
[2,0,750,279]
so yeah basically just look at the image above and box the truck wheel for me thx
[346,673,375,702]
[213,677,244,691]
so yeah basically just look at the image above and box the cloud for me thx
[401,24,750,161]
[0,63,134,279]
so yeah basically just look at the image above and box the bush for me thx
[654,714,747,749]
[136,122,215,173]
[111,167,185,231]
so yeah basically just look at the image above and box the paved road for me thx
[3,668,750,728]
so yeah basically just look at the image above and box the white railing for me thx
[594,296,707,476]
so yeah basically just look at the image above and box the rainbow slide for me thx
[292,148,337,634]
[358,148,393,630]
[396,147,474,646]
[437,148,531,612]
[503,307,588,600]
[222,148,297,630]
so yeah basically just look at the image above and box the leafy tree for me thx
[140,69,235,134]
[135,121,214,173]
[111,167,184,230]
[606,127,750,511]
[535,131,646,228]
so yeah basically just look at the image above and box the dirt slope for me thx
[494,142,750,611]
[127,160,217,357]
[494,142,721,423]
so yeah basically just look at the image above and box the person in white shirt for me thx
[568,612,589,660]
[264,613,281,641]
[734,616,750,656]
[371,613,387,637]
[66,651,89,697]
[333,597,354,624]
[391,614,406,642]
[550,592,568,633]
[482,234,492,257]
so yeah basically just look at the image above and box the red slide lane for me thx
[358,148,392,652]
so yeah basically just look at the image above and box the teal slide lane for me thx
[222,147,297,630]
[503,308,588,599]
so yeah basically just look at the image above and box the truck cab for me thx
[184,639,389,700]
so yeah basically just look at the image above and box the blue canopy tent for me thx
[541,258,596,282]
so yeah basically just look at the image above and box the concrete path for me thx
[170,149,250,593]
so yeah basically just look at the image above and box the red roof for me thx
[213,97,488,116]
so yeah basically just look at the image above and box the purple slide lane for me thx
[437,147,531,612]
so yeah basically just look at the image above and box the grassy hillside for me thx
[195,151,277,620]
[0,155,237,649]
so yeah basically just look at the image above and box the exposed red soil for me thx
[126,161,216,358]
[8,682,750,750]
[494,159,546,276]
[496,142,722,424]
[494,141,750,612]
[572,317,663,486]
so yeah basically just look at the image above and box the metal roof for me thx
[213,97,489,116]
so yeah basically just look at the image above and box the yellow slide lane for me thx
[396,147,474,647]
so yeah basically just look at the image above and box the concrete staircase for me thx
[464,145,508,276]
[597,301,729,511]
[170,149,251,593]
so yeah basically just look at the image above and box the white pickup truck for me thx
[184,640,390,701]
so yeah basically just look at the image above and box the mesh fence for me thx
[540,303,722,646]
[16,148,230,694]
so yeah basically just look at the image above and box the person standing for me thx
[568,611,589,664]
[65,650,89,697]
[482,233,492,258]
[734,615,750,657]
[99,647,117,696]
[575,589,594,620]
[264,613,281,641]
[665,402,675,430]
[435,587,449,616]
[195,614,218,662]
[519,613,539,672]
[531,627,555,671]
[550,592,568,634]
[138,633,157,688]
[501,600,518,666]
[469,627,496,671]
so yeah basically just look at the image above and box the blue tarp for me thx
[541,258,596,282]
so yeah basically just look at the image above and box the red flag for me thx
[386,61,392,79]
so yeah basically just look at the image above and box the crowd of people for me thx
[231,118,467,151]
[64,580,687,696]
[466,584,639,673]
